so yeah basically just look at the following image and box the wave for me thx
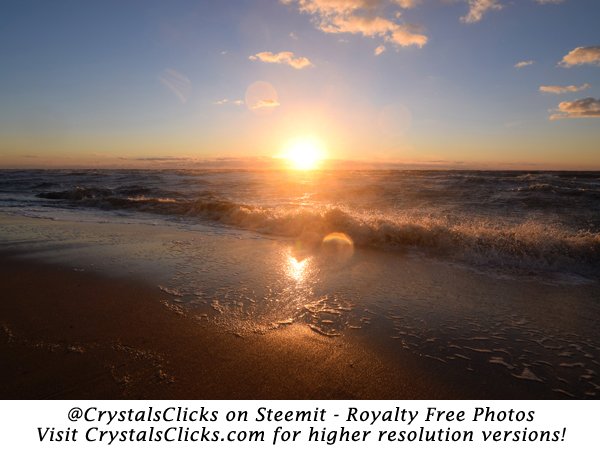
[36,187,600,277]
[515,183,600,196]
[38,187,114,200]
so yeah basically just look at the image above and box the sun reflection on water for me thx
[286,253,311,282]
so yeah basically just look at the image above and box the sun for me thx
[282,136,325,170]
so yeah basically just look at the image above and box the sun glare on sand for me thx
[281,137,325,170]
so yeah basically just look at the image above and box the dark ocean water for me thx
[1,169,599,280]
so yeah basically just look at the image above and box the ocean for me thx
[1,169,599,398]
[1,169,599,280]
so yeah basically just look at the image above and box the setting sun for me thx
[282,137,325,170]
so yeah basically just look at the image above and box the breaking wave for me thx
[36,187,600,277]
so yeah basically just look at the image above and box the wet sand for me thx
[0,254,557,400]
[0,254,443,399]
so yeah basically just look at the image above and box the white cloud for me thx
[461,0,503,24]
[374,45,386,55]
[550,97,600,120]
[559,46,600,67]
[539,83,590,94]
[534,0,565,4]
[319,14,427,47]
[388,24,427,47]
[249,51,313,69]
[320,13,396,35]
[281,0,427,49]
[514,60,534,69]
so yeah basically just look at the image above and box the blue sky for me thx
[1,0,599,168]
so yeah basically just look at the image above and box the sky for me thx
[0,0,599,169]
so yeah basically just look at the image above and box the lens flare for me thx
[322,232,354,262]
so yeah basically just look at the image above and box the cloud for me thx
[461,0,503,24]
[132,157,193,162]
[245,81,279,112]
[319,14,427,47]
[559,46,600,67]
[514,60,534,68]
[374,44,386,55]
[158,69,192,103]
[281,0,427,49]
[539,83,590,94]
[459,0,560,24]
[249,51,313,69]
[213,99,244,105]
[250,99,281,110]
[282,0,374,16]
[550,97,600,120]
[392,0,420,7]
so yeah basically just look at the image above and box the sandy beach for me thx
[0,252,447,399]
[2,211,597,399]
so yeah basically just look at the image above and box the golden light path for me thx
[286,253,310,282]
[281,136,325,170]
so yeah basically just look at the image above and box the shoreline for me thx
[0,252,565,399]
[0,253,452,399]
[1,212,595,399]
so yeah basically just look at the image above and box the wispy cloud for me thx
[158,69,191,103]
[250,99,281,110]
[461,0,563,24]
[550,97,600,120]
[213,99,244,106]
[131,157,194,162]
[539,83,590,94]
[280,0,427,49]
[461,0,503,24]
[514,60,535,68]
[374,45,386,55]
[249,51,313,69]
[559,46,600,67]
